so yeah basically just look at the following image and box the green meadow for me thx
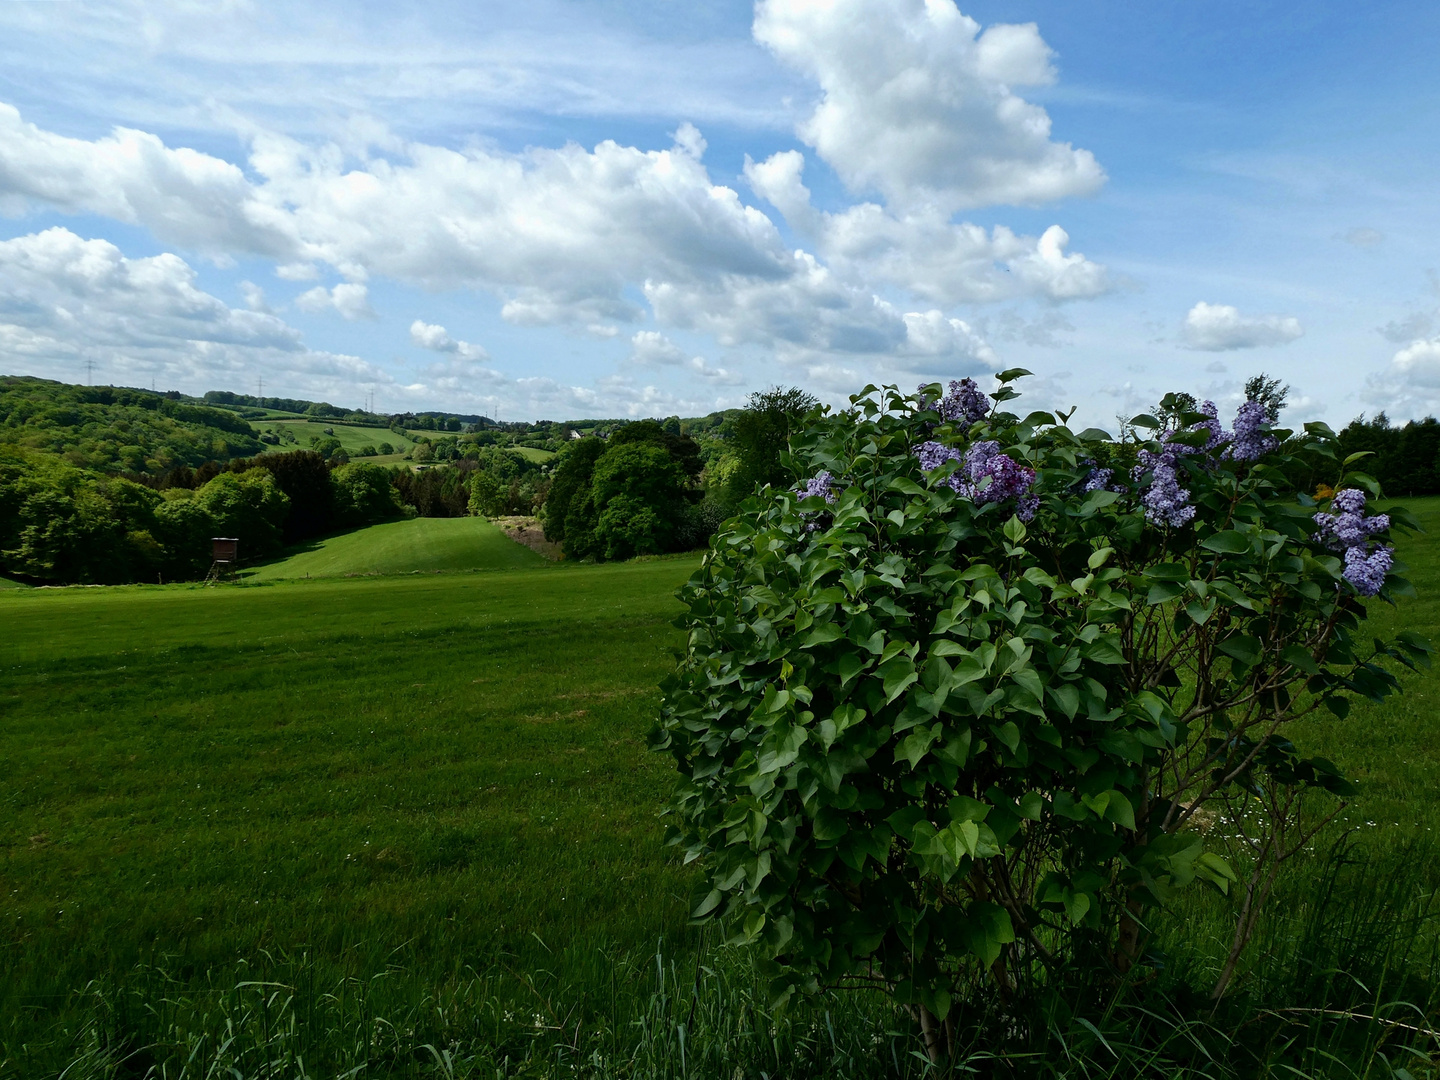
[0,559,709,1077]
[255,418,420,457]
[2,503,1440,1076]
[244,517,548,580]
[510,445,558,464]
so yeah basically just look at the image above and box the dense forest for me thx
[1335,413,1440,496]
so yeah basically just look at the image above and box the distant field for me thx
[244,517,548,580]
[512,445,557,463]
[251,418,417,457]
[244,408,309,420]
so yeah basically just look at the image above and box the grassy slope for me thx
[253,418,418,456]
[0,560,701,1065]
[244,517,546,580]
[0,575,29,589]
[512,445,557,464]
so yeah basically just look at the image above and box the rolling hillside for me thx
[243,516,548,580]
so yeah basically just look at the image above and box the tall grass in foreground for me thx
[26,838,1440,1079]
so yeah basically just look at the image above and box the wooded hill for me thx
[0,376,263,472]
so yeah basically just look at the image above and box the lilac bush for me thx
[657,374,1428,1068]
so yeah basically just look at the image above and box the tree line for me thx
[9,368,1440,586]
[0,448,407,584]
[540,387,818,560]
[1334,413,1440,496]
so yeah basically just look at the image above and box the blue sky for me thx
[1,0,1437,427]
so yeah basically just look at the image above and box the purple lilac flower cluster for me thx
[918,378,990,426]
[914,440,962,473]
[1136,449,1198,528]
[1194,400,1230,452]
[914,439,1038,520]
[1130,399,1250,528]
[1313,487,1392,596]
[795,470,837,504]
[956,440,1040,521]
[1082,465,1127,494]
[1343,546,1393,596]
[1227,401,1279,462]
[794,470,838,534]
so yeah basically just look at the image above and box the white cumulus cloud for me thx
[627,331,742,384]
[1392,337,1440,383]
[0,227,750,417]
[1181,302,1304,351]
[901,311,995,365]
[744,150,1109,304]
[0,100,1109,367]
[1363,337,1440,420]
[409,319,488,362]
[753,0,1105,212]
[0,103,296,257]
[0,227,393,398]
[238,280,271,313]
[296,282,376,320]
[628,330,689,367]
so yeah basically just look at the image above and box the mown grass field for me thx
[0,559,704,1076]
[244,517,548,581]
[2,502,1439,1077]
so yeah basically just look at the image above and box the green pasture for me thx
[0,574,28,589]
[243,517,547,581]
[1,501,1439,1076]
[512,445,557,464]
[253,418,416,456]
[0,560,702,1076]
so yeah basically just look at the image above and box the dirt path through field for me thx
[493,515,563,560]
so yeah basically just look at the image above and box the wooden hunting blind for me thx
[211,538,239,564]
